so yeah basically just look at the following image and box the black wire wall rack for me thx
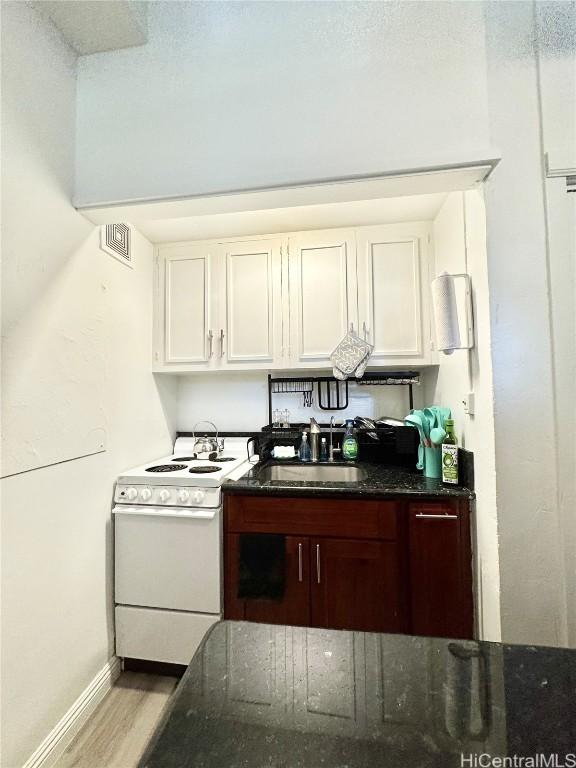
[267,371,420,426]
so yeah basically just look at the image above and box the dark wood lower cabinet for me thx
[224,494,473,639]
[408,501,474,639]
[224,534,310,626]
[310,537,402,633]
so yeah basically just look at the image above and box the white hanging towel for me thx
[432,272,474,355]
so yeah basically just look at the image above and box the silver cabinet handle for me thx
[208,330,214,358]
[219,329,224,357]
[316,544,321,584]
[415,513,458,520]
[298,543,303,582]
[363,321,368,341]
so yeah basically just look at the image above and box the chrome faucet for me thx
[309,418,321,463]
[329,417,341,462]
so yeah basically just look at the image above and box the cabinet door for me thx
[224,534,310,626]
[408,502,473,639]
[161,243,215,366]
[310,538,401,633]
[217,238,285,368]
[287,229,357,366]
[356,223,432,362]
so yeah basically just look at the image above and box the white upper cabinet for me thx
[356,223,433,364]
[216,238,284,369]
[287,229,357,366]
[155,238,285,371]
[154,224,434,372]
[160,243,215,367]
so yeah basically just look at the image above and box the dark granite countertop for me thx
[223,460,473,500]
[141,620,576,768]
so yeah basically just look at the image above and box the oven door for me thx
[113,505,221,613]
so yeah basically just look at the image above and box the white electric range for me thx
[113,436,257,665]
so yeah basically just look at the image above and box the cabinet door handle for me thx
[363,321,368,341]
[219,329,225,357]
[316,544,321,584]
[208,330,214,358]
[298,542,303,582]
[415,513,458,520]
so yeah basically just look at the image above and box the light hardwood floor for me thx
[56,672,179,768]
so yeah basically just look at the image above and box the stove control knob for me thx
[126,487,138,501]
[140,488,152,502]
[192,490,205,505]
[159,489,171,503]
[178,489,190,503]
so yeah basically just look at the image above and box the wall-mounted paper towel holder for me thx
[431,272,474,355]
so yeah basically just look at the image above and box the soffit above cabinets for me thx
[77,161,498,235]
[34,0,148,56]
[131,194,449,244]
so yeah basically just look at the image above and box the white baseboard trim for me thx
[22,656,121,768]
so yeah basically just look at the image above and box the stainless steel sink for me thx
[258,463,366,483]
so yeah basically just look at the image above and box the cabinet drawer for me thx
[225,495,398,540]
[115,606,218,665]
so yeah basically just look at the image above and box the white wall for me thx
[0,4,177,766]
[426,194,471,440]
[483,1,573,647]
[543,179,576,648]
[425,190,501,641]
[536,0,576,650]
[75,0,491,205]
[543,178,576,649]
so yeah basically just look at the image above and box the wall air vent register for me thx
[100,223,132,267]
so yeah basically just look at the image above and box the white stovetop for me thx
[117,436,257,488]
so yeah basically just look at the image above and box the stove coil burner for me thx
[209,456,236,463]
[146,464,188,473]
[171,457,195,462]
[188,465,221,474]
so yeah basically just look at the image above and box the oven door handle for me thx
[112,505,218,520]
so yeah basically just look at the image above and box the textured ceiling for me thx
[35,0,148,55]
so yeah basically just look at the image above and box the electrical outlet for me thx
[462,392,475,415]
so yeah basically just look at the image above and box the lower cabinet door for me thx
[408,503,473,639]
[310,537,402,633]
[224,534,310,626]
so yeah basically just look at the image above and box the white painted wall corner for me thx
[22,657,121,768]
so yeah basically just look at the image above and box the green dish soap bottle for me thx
[342,419,359,461]
[441,419,459,484]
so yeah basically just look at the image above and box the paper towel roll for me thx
[432,272,461,354]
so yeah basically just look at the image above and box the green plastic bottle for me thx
[441,419,459,484]
[342,419,359,461]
